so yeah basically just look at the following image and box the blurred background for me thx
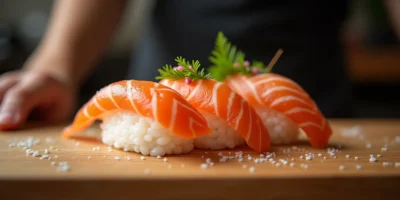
[0,0,399,118]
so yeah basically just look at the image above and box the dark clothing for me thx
[128,0,353,118]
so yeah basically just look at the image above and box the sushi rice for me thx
[254,105,299,144]
[101,111,194,157]
[194,111,245,150]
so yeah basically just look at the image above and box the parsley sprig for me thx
[156,56,212,81]
[208,31,283,81]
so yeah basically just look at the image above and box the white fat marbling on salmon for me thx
[244,77,263,105]
[186,80,202,101]
[226,91,236,118]
[261,86,308,99]
[93,96,106,112]
[284,107,317,115]
[127,80,140,115]
[299,122,323,130]
[108,85,120,109]
[212,82,222,116]
[234,99,245,130]
[270,95,309,108]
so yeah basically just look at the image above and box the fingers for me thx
[0,74,45,130]
[0,71,20,101]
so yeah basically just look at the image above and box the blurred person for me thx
[0,0,398,131]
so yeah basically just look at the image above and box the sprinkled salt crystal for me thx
[140,156,145,160]
[381,147,388,152]
[156,155,161,159]
[238,158,244,162]
[318,153,322,157]
[248,156,253,161]
[127,156,132,161]
[354,156,359,160]
[92,147,100,151]
[144,169,151,175]
[254,159,260,164]
[114,156,120,161]
[275,163,281,167]
[249,166,256,173]
[395,136,400,143]
[49,146,54,150]
[206,158,211,163]
[377,154,382,158]
[40,155,49,160]
[25,149,33,155]
[369,157,377,162]
[88,156,91,160]
[366,143,372,148]
[260,154,264,157]
[44,148,49,154]
[45,137,54,143]
[291,158,296,161]
[200,163,208,169]
[218,152,223,157]
[32,151,40,157]
[289,163,295,167]
[54,155,58,159]
[323,157,327,160]
[209,162,214,166]
[300,156,304,159]
[346,155,351,159]
[382,162,392,167]
[356,165,362,170]
[161,157,167,162]
[300,164,309,169]
[57,162,71,172]
[339,165,345,170]
[395,162,400,168]
[342,126,362,137]
[305,156,312,161]
[242,165,248,169]
[51,161,57,166]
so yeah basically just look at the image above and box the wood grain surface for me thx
[0,119,399,200]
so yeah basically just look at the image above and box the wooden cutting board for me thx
[0,119,399,200]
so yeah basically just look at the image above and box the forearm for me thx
[385,0,400,40]
[27,0,127,86]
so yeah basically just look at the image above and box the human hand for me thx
[0,68,76,131]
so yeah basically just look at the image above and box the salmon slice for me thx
[225,74,332,148]
[160,78,270,153]
[62,80,211,139]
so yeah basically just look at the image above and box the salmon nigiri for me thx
[62,80,211,156]
[208,32,332,148]
[157,57,270,153]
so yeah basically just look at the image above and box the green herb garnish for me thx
[156,56,212,81]
[208,31,283,81]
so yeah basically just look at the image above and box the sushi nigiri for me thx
[62,80,211,156]
[208,32,332,148]
[157,57,271,153]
